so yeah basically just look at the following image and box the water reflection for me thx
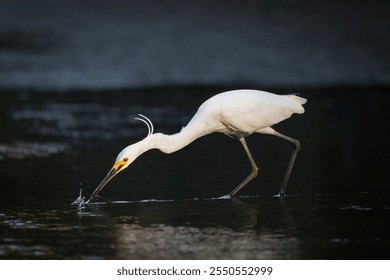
[1,193,389,259]
[109,197,299,259]
[1,193,390,259]
[114,224,299,259]
[0,141,69,159]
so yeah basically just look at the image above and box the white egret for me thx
[86,89,306,202]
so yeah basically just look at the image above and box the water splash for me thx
[71,189,86,207]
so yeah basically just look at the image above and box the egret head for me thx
[86,114,154,203]
[110,147,135,176]
[111,144,142,174]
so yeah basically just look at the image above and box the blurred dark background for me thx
[0,0,389,90]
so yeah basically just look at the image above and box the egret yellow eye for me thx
[123,158,128,162]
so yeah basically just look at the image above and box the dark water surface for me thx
[0,86,389,259]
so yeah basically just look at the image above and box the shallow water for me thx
[0,86,389,259]
[1,193,389,259]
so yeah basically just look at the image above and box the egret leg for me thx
[229,137,259,197]
[272,131,300,196]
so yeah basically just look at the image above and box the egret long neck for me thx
[150,129,202,154]
[136,122,209,156]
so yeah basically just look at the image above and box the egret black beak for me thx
[86,160,127,203]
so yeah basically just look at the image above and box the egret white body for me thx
[87,89,307,202]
